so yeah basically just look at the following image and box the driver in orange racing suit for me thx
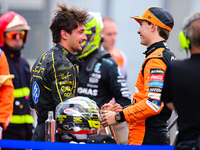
[123,42,176,145]
[101,6,176,145]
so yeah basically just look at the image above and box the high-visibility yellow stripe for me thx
[9,114,34,124]
[13,87,30,98]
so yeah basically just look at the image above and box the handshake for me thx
[100,99,123,127]
[101,99,123,112]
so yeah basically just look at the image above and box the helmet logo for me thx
[64,108,74,114]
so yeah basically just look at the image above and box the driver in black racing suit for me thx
[28,3,89,141]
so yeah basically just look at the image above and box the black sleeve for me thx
[161,63,172,103]
[49,56,77,106]
[28,67,34,109]
[104,58,131,107]
[119,111,126,122]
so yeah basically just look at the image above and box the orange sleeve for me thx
[123,59,166,123]
[0,51,14,130]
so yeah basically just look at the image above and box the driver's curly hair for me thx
[50,2,89,43]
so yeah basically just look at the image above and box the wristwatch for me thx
[115,112,121,122]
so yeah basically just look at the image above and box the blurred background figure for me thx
[75,12,131,144]
[161,12,200,150]
[75,11,131,112]
[0,49,14,143]
[101,17,127,79]
[0,11,34,146]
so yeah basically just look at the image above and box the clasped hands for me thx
[100,99,122,127]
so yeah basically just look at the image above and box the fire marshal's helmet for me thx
[0,11,30,47]
[74,12,103,59]
[55,96,101,142]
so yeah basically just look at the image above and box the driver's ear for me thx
[61,30,68,40]
[151,22,157,31]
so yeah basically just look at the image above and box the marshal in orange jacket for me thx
[109,48,127,79]
[0,49,14,133]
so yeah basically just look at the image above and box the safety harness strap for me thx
[86,50,111,73]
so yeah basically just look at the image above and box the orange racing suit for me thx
[122,41,176,145]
